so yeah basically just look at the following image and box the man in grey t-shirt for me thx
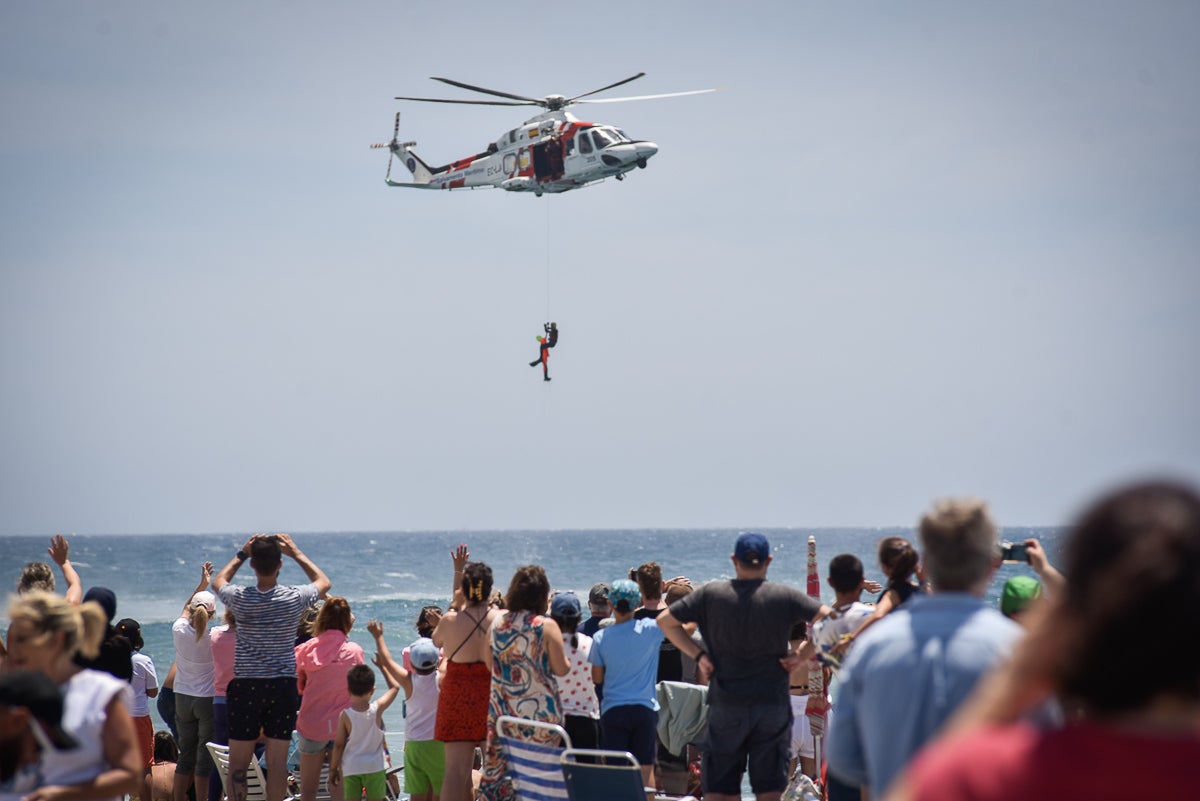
[659,532,829,801]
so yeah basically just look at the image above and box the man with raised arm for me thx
[211,533,331,801]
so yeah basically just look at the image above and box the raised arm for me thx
[375,658,402,716]
[276,533,331,598]
[180,562,214,618]
[1024,539,1066,599]
[49,534,83,605]
[212,533,260,592]
[367,619,413,697]
[832,590,897,655]
[449,544,469,611]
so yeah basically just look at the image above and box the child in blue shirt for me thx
[588,579,664,790]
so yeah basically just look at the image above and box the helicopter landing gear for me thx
[636,158,648,169]
[615,173,625,181]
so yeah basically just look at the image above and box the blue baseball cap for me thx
[609,579,642,612]
[735,532,770,566]
[550,591,582,620]
[409,637,440,671]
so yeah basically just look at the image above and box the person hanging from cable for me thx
[529,334,551,382]
[528,322,557,382]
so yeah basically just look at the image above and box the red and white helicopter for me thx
[372,73,716,196]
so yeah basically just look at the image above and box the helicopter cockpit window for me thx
[578,133,593,154]
[592,129,617,149]
[614,129,631,142]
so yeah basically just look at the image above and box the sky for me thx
[2,2,1198,535]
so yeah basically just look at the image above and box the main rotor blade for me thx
[429,76,542,104]
[567,72,646,103]
[394,95,536,107]
[575,88,722,104]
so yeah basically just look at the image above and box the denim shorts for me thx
[296,734,334,755]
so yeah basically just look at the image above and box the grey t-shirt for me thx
[669,578,821,702]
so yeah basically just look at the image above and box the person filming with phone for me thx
[997,537,1065,623]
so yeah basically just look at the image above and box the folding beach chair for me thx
[560,749,654,801]
[207,742,269,801]
[287,762,333,801]
[496,715,572,801]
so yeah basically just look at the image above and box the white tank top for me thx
[404,670,439,741]
[340,701,386,777]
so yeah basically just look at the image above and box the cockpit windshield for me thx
[591,129,618,149]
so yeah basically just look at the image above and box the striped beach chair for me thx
[496,715,572,801]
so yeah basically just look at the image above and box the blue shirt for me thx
[826,593,1022,799]
[588,617,664,714]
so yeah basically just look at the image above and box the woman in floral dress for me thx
[479,565,570,801]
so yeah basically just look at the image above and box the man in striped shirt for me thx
[213,533,331,801]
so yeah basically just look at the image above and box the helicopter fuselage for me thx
[388,110,658,195]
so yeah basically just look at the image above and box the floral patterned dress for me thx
[480,610,564,801]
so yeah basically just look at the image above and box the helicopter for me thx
[371,73,717,196]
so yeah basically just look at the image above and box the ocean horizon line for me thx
[1,523,1061,539]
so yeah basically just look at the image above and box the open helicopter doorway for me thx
[531,138,564,183]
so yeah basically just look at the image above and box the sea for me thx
[0,526,1063,795]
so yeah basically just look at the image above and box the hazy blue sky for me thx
[2,2,1197,535]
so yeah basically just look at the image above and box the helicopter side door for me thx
[563,129,598,180]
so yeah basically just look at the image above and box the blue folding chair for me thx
[496,715,573,801]
[559,748,651,801]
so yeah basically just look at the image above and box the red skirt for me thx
[435,660,491,742]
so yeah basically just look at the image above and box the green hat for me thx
[1001,576,1042,616]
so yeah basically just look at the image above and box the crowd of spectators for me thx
[3,479,1198,801]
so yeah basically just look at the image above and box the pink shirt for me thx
[294,630,365,741]
[909,720,1200,801]
[210,626,236,697]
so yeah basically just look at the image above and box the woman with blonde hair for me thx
[171,562,217,801]
[4,589,140,801]
[294,596,366,801]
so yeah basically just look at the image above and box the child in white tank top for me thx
[330,663,399,801]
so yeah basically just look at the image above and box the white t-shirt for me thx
[129,651,159,717]
[41,669,134,801]
[172,616,215,697]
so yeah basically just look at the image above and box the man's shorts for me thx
[343,770,387,801]
[789,695,816,759]
[227,677,300,741]
[404,739,445,794]
[600,704,658,766]
[703,699,792,795]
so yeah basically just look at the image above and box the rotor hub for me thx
[543,94,568,111]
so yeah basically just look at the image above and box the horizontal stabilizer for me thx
[384,178,440,188]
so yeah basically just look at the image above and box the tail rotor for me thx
[370,112,404,181]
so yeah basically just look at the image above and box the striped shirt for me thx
[217,582,320,678]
